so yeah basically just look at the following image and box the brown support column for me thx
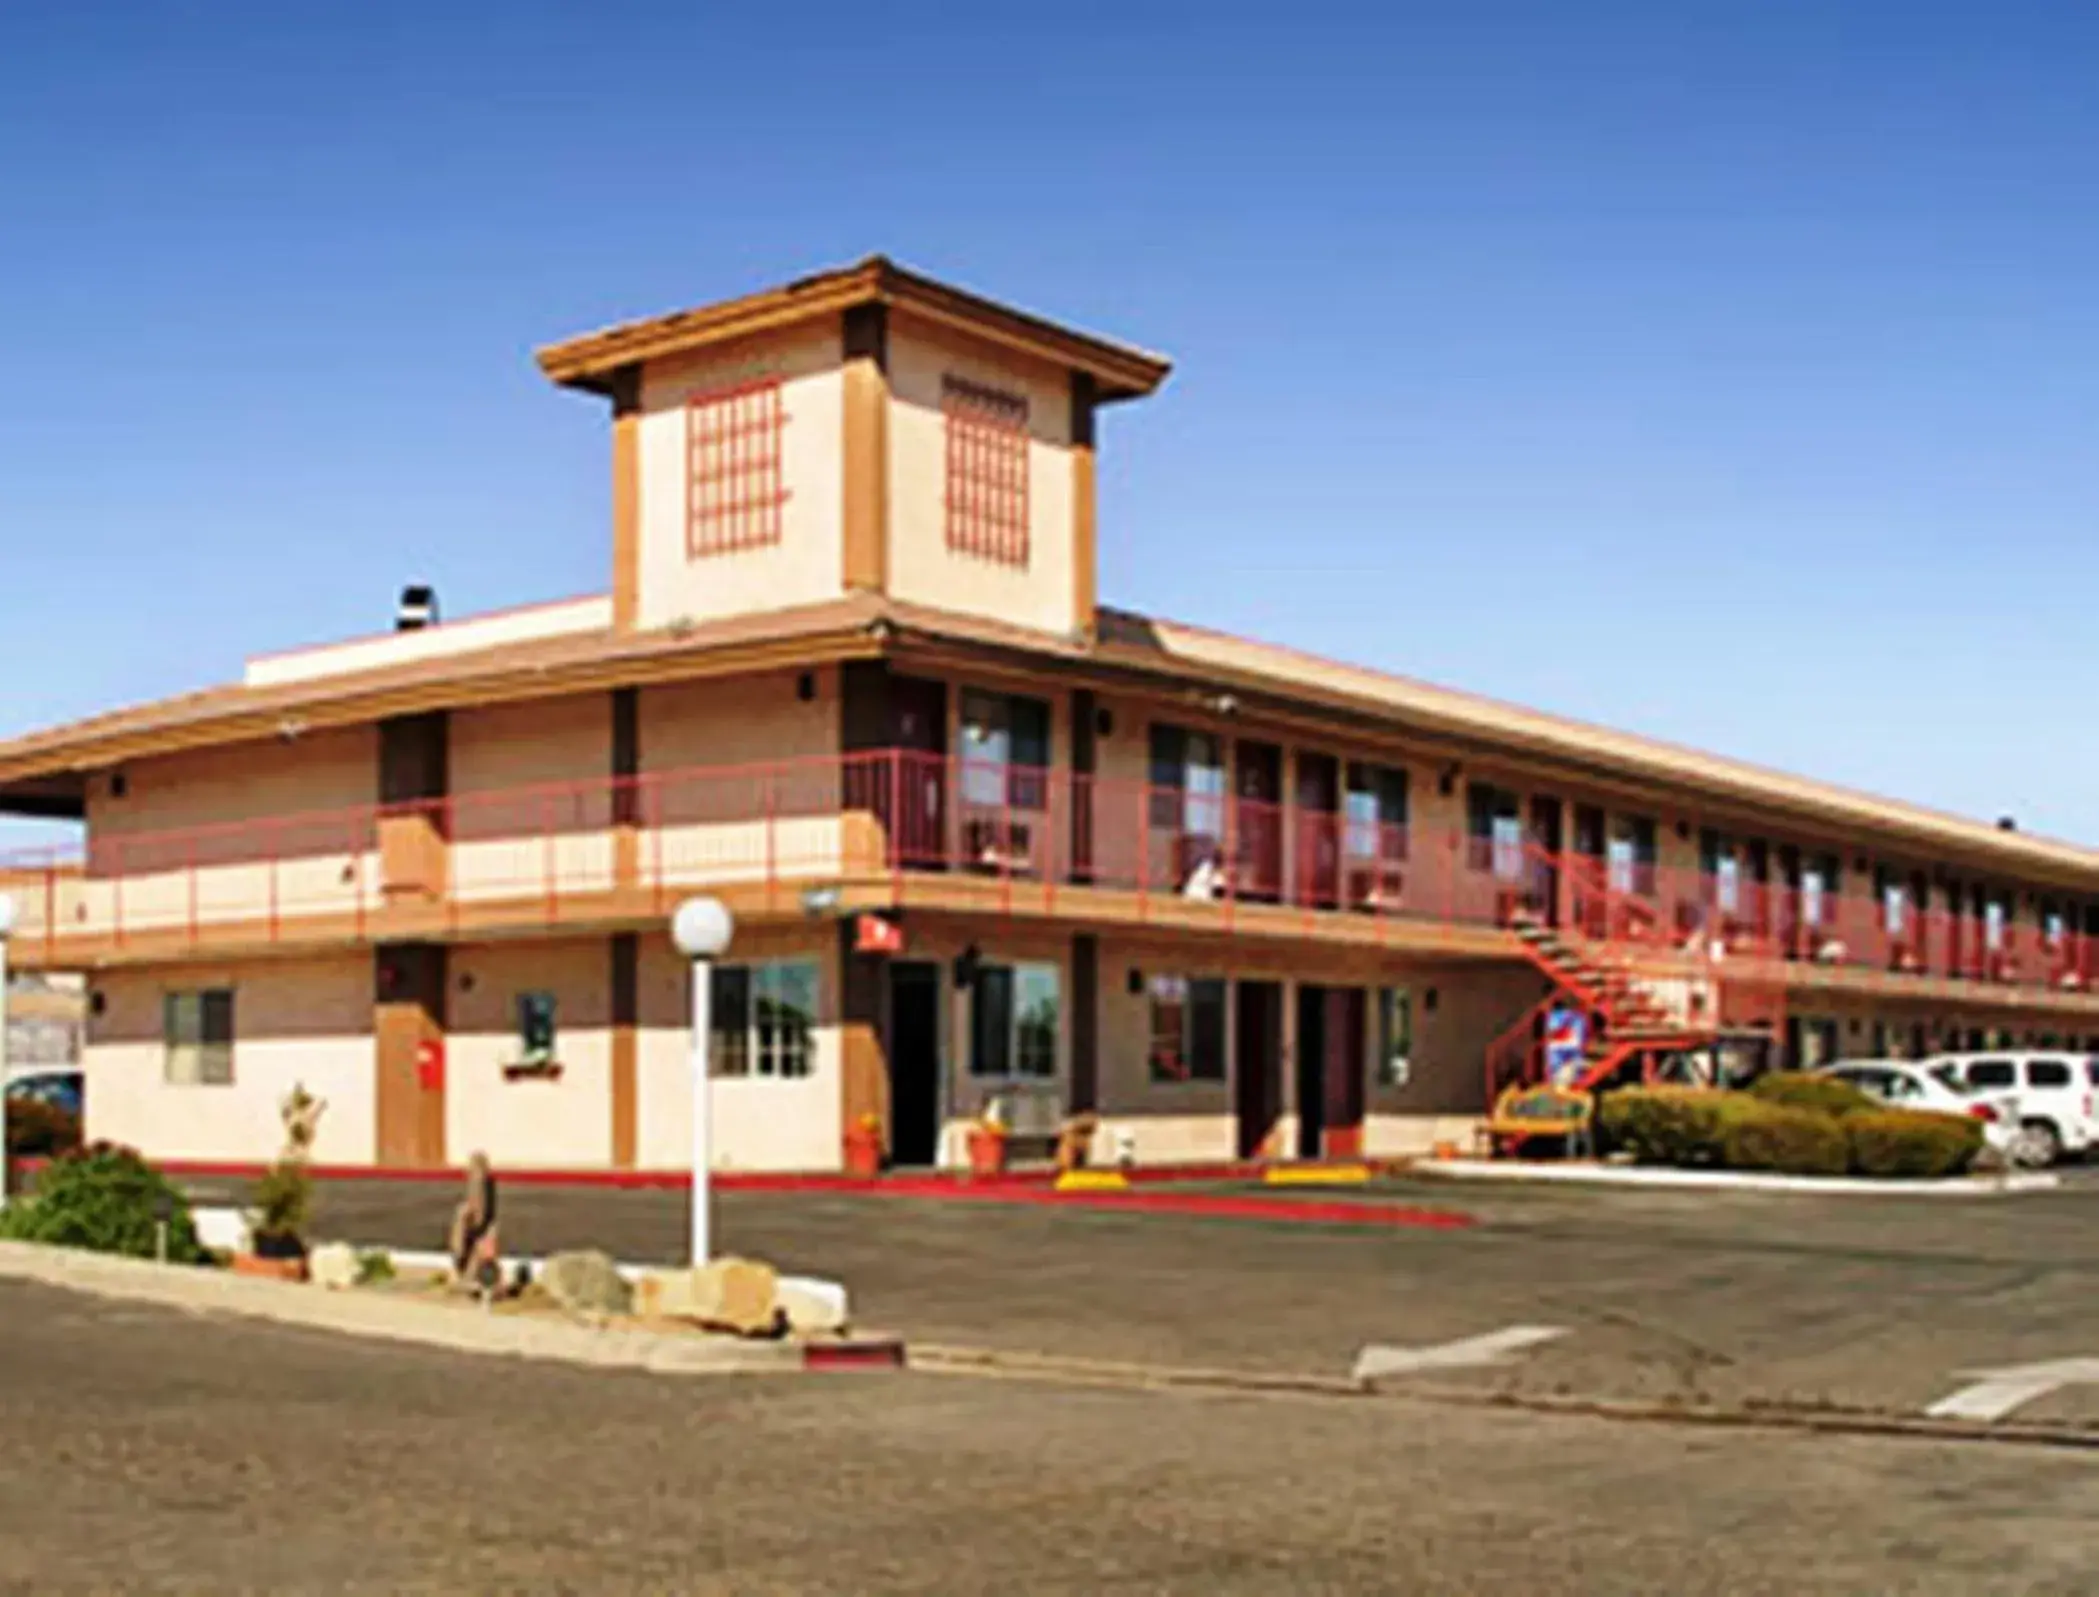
[610,365,642,631]
[374,943,447,1169]
[612,685,640,893]
[838,918,889,1161]
[1070,932,1099,1114]
[841,304,890,595]
[609,932,638,1168]
[1071,373,1098,640]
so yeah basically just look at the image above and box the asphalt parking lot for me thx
[230,1168,2099,1427]
[2,1278,2093,1596]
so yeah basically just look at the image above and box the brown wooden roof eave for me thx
[535,256,1172,402]
[0,598,891,789]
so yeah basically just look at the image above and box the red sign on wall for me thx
[415,1037,446,1092]
[854,914,904,956]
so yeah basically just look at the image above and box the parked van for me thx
[1924,1053,2098,1165]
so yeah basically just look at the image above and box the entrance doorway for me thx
[1296,754,1341,909]
[889,676,948,869]
[1234,741,1283,900]
[886,961,942,1166]
[1233,980,1283,1159]
[1295,985,1367,1159]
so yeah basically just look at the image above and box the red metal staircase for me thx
[1485,907,1716,1100]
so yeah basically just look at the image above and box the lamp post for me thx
[0,895,16,1209]
[671,896,734,1267]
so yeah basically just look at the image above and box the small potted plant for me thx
[843,1112,884,1179]
[966,1103,1009,1179]
[234,1083,323,1282]
[237,1157,313,1281]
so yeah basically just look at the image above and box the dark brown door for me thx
[1235,741,1283,900]
[1294,985,1326,1158]
[1324,988,1367,1158]
[1295,753,1340,909]
[889,677,947,867]
[886,962,941,1167]
[1233,980,1283,1159]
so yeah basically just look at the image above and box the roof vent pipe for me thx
[396,585,438,632]
[1997,816,2017,832]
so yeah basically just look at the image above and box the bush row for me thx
[1598,1084,1982,1178]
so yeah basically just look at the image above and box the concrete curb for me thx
[1412,1161,2061,1197]
[0,1241,869,1377]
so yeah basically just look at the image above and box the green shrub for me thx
[1596,1087,1728,1165]
[1717,1098,1849,1176]
[1846,1109,1983,1178]
[0,1143,201,1262]
[354,1248,396,1286]
[1748,1072,1876,1120]
[5,1099,82,1159]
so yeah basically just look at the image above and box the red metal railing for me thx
[2,747,2095,999]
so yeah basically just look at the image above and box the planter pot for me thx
[231,1252,309,1283]
[966,1128,1009,1179]
[842,1128,883,1180]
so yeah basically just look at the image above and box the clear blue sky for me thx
[3,2,2096,844]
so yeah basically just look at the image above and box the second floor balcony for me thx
[2,748,2094,1005]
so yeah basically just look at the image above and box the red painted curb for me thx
[801,1337,908,1371]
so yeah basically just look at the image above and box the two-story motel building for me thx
[4,257,2097,1175]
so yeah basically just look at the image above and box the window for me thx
[516,991,557,1066]
[971,962,1060,1079]
[959,689,1051,811]
[1700,830,1740,914]
[1345,764,1408,859]
[1149,725,1225,838]
[1466,784,1522,878]
[1801,855,1840,928]
[163,989,234,1086]
[1985,894,2009,950]
[1377,986,1413,1088]
[1146,976,1227,1083]
[2027,1058,2073,1090]
[1606,816,1657,894]
[686,378,787,557]
[943,375,1030,566]
[1966,1059,2016,1089]
[708,961,817,1079]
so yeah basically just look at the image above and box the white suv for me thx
[1926,1053,2098,1165]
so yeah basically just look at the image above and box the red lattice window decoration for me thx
[686,377,789,558]
[942,375,1030,567]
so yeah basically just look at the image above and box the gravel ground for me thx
[0,1279,2094,1595]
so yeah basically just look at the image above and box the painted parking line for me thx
[1925,1358,2099,1423]
[1352,1325,1568,1384]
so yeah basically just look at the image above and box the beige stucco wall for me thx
[449,693,614,902]
[84,955,374,1163]
[52,729,378,944]
[885,317,1078,638]
[634,327,845,631]
[634,926,840,1173]
[445,939,615,1168]
[637,669,856,890]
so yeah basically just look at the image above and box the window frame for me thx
[1146,974,1228,1084]
[959,687,1052,813]
[708,959,819,1081]
[970,960,1061,1081]
[163,987,235,1087]
[942,374,1031,567]
[684,376,789,558]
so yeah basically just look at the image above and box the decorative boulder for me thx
[307,1241,360,1291]
[636,1257,783,1337]
[540,1250,633,1319]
